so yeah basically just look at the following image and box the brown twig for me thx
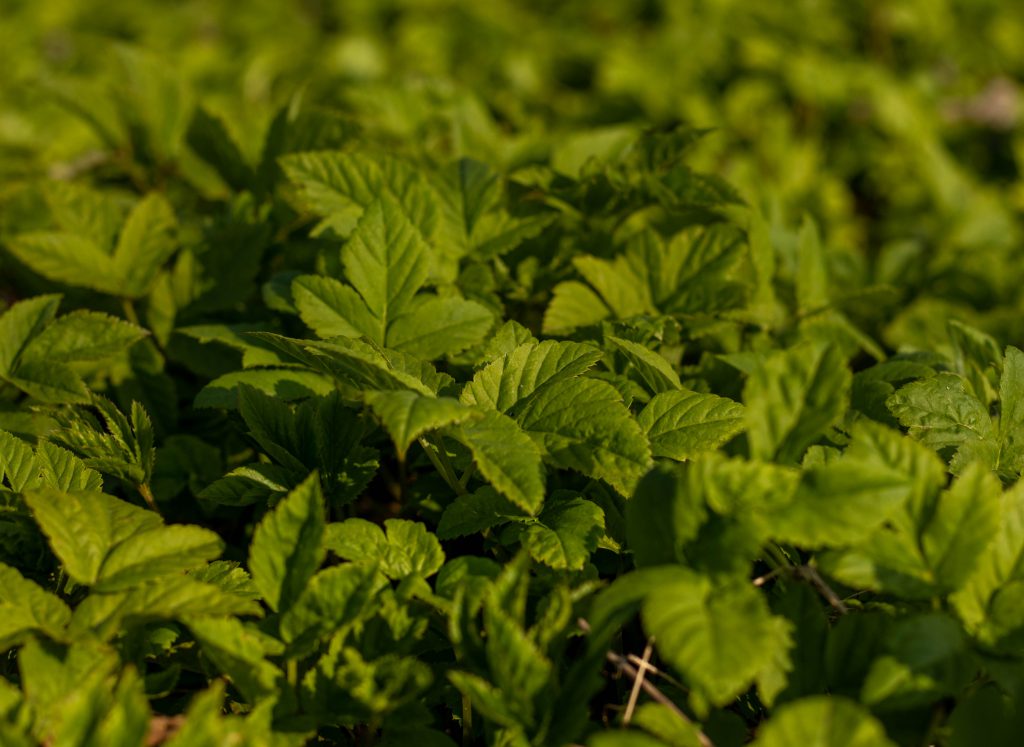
[796,564,848,615]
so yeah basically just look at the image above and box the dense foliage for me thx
[3,1,1024,745]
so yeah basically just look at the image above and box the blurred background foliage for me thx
[2,0,1024,353]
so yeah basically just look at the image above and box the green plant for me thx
[3,2,1024,746]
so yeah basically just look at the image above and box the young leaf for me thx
[460,340,603,413]
[248,472,326,612]
[514,377,651,496]
[325,518,444,580]
[638,389,745,461]
[0,563,71,648]
[642,567,792,706]
[745,343,851,464]
[23,488,162,585]
[450,411,546,514]
[521,496,604,571]
[606,335,682,393]
[0,295,61,375]
[364,390,478,459]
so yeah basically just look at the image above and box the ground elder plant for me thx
[3,1,1024,746]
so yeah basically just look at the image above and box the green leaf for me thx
[997,346,1024,475]
[325,518,444,579]
[606,335,681,393]
[248,472,326,612]
[343,196,430,342]
[751,696,896,747]
[194,368,334,409]
[543,281,611,335]
[386,294,493,359]
[437,487,524,540]
[744,343,852,464]
[451,410,546,514]
[860,613,973,709]
[186,617,281,703]
[515,377,651,496]
[19,311,146,364]
[887,373,995,462]
[72,576,261,640]
[280,562,382,648]
[94,524,224,592]
[292,274,377,340]
[921,462,1001,593]
[642,567,791,705]
[23,488,162,585]
[0,295,61,374]
[5,233,118,294]
[364,390,478,459]
[112,193,178,298]
[638,389,745,461]
[460,340,603,413]
[521,496,604,571]
[0,563,71,648]
[770,455,916,549]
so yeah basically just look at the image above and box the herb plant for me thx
[3,1,1024,745]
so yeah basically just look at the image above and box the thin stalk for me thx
[121,297,140,326]
[138,482,160,514]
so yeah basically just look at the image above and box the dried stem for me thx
[605,650,714,747]
[623,638,654,725]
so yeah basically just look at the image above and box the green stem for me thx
[462,692,473,747]
[138,482,160,514]
[286,659,298,687]
[121,297,140,326]
[420,436,467,496]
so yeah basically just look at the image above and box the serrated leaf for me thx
[543,281,611,335]
[606,335,681,393]
[248,472,326,612]
[23,488,162,585]
[887,373,995,457]
[460,340,603,413]
[0,563,71,648]
[642,567,791,705]
[279,563,382,648]
[451,410,546,514]
[112,193,178,298]
[364,390,478,459]
[386,294,493,359]
[185,617,281,703]
[770,457,915,549]
[638,389,745,461]
[343,196,430,341]
[5,233,118,294]
[194,368,335,409]
[744,343,852,464]
[521,497,604,571]
[921,462,1001,593]
[19,311,146,364]
[0,295,61,375]
[94,525,224,592]
[292,274,376,339]
[437,487,524,540]
[515,377,651,496]
[325,518,444,579]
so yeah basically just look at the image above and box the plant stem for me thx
[419,435,467,496]
[121,297,140,326]
[138,482,160,514]
[462,692,473,747]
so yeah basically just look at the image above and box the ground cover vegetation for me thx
[2,0,1024,744]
